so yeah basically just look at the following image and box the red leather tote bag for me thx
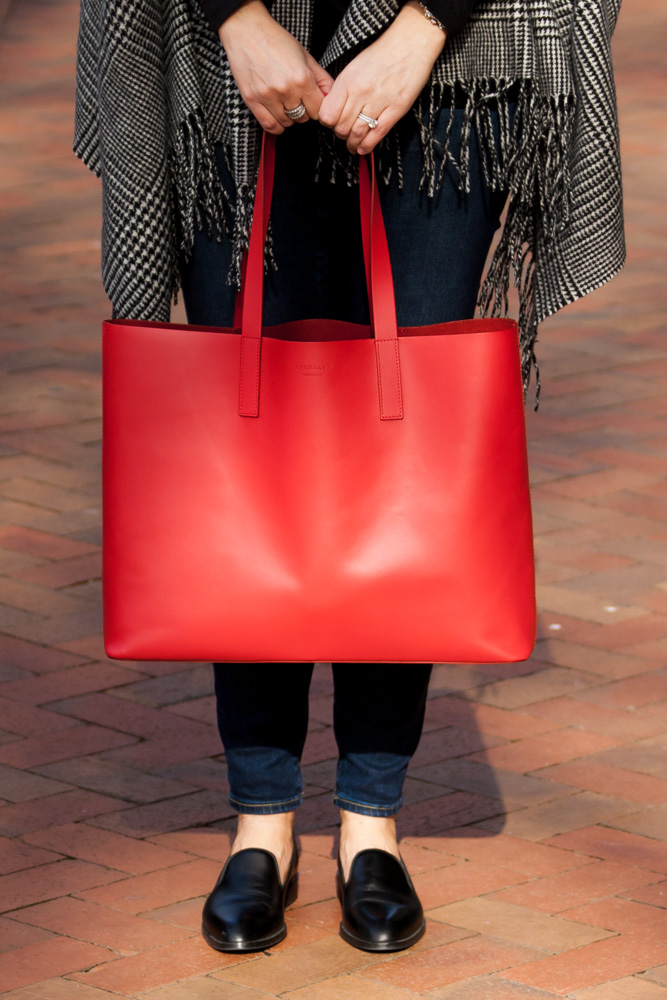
[102,132,535,662]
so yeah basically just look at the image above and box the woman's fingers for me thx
[219,7,333,133]
[304,50,335,101]
[318,84,348,132]
[247,58,335,131]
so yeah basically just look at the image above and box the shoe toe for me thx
[338,848,425,952]
[348,895,421,946]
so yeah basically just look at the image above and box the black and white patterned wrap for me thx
[73,0,625,402]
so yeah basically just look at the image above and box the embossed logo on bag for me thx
[296,363,332,376]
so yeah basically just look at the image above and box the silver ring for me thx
[358,112,378,129]
[284,102,306,121]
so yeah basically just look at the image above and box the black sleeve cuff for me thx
[421,0,478,37]
[197,0,271,34]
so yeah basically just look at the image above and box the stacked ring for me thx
[284,102,306,120]
[358,112,378,129]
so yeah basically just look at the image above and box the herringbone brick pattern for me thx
[0,0,665,996]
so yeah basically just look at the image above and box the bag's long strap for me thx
[238,132,403,421]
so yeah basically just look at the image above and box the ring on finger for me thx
[357,111,379,129]
[284,101,307,121]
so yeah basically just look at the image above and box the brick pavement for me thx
[0,0,665,996]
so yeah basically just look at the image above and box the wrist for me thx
[218,0,272,45]
[397,1,447,54]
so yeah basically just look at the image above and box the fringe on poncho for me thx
[73,0,625,406]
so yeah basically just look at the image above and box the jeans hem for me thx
[333,793,403,818]
[229,793,302,815]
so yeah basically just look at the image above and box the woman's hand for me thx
[318,1,446,155]
[218,0,334,134]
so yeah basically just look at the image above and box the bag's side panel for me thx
[102,319,534,662]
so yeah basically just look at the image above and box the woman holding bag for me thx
[74,0,624,956]
[183,0,500,955]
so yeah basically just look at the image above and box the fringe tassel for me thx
[475,86,575,408]
[167,108,233,307]
[168,109,278,304]
[409,78,574,407]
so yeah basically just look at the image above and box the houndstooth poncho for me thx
[73,0,625,402]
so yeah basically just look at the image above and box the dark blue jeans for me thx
[179,104,509,817]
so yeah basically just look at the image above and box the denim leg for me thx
[331,663,433,816]
[377,105,511,325]
[213,663,314,814]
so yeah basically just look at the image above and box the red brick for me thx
[622,881,667,908]
[146,829,232,862]
[0,724,136,768]
[628,639,667,662]
[538,762,667,804]
[573,615,667,653]
[357,936,541,992]
[537,639,654,679]
[7,609,106,646]
[14,552,102,589]
[74,858,221,913]
[423,697,557,739]
[166,695,217,725]
[0,634,86,673]
[546,826,667,874]
[0,916,53,953]
[539,469,660,499]
[524,697,666,740]
[0,696,80,736]
[54,634,115,662]
[468,730,618,774]
[411,860,528,910]
[562,897,667,938]
[417,827,594,876]
[0,763,70,802]
[0,578,89,616]
[577,673,667,710]
[0,525,98,560]
[0,789,127,837]
[0,859,125,911]
[33,755,195,804]
[69,935,244,993]
[22,823,192,874]
[12,896,190,952]
[48,691,213,740]
[0,477,93,513]
[0,836,63,874]
[491,860,660,914]
[102,730,224,771]
[583,448,667,477]
[137,895,205,933]
[104,665,214,708]
[397,790,505,837]
[0,937,113,992]
[288,856,339,908]
[0,663,143,705]
[89,789,234,838]
[509,933,667,995]
[410,726,506,768]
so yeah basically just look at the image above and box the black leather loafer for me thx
[201,838,299,952]
[336,847,425,952]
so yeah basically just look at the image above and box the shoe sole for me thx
[201,872,298,953]
[338,917,426,952]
